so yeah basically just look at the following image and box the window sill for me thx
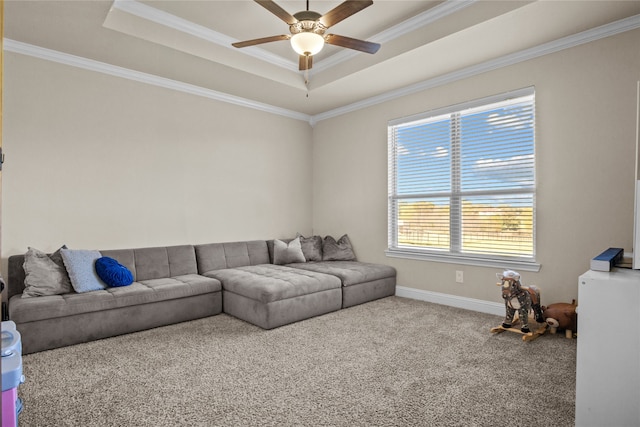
[385,248,541,272]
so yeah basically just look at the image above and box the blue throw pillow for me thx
[95,257,134,287]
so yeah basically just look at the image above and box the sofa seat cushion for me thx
[9,274,222,323]
[287,261,397,287]
[204,265,341,303]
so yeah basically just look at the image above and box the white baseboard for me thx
[395,286,504,317]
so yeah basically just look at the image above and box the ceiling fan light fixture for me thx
[290,32,324,56]
[234,0,380,71]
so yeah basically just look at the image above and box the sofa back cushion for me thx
[100,245,197,281]
[195,241,270,273]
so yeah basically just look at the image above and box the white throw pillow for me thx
[60,249,106,293]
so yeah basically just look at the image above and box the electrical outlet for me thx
[455,271,464,283]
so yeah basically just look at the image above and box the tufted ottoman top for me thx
[203,265,341,303]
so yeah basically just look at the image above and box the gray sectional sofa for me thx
[6,238,396,354]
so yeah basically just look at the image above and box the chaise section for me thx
[205,265,341,329]
[196,241,343,329]
[287,261,397,308]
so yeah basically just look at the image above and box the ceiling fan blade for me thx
[255,0,297,25]
[232,34,290,48]
[319,0,373,28]
[325,34,380,54]
[299,54,313,70]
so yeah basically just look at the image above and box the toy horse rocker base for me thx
[490,270,547,342]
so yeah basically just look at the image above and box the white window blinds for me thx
[388,88,536,267]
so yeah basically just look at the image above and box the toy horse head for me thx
[497,270,521,286]
[496,270,522,299]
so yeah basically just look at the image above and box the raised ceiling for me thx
[4,1,640,121]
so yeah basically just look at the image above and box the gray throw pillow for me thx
[60,249,107,293]
[273,238,306,265]
[296,233,323,262]
[322,234,357,261]
[22,246,73,298]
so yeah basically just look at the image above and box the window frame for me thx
[386,87,540,272]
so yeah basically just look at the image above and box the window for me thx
[387,88,538,271]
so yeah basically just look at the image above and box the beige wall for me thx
[312,29,640,305]
[1,53,313,262]
[2,29,639,308]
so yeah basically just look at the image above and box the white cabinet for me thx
[576,269,640,427]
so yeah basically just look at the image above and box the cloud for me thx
[397,144,448,159]
[432,146,448,158]
[474,154,533,171]
[472,154,534,186]
[486,112,533,130]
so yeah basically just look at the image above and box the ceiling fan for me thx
[232,0,381,71]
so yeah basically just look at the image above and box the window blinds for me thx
[388,88,536,261]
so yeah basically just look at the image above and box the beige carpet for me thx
[18,296,576,426]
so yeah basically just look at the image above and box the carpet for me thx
[18,296,576,426]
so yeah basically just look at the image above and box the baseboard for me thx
[395,286,504,317]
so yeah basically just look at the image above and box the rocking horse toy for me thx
[490,270,547,341]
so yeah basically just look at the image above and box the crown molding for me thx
[111,0,298,72]
[376,0,477,44]
[311,14,640,124]
[311,0,476,74]
[3,39,311,123]
[4,14,639,127]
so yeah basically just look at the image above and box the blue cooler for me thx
[2,321,24,427]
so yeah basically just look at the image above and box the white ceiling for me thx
[4,1,640,119]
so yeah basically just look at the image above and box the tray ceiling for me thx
[4,1,640,120]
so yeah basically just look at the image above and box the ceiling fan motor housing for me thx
[290,11,327,36]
